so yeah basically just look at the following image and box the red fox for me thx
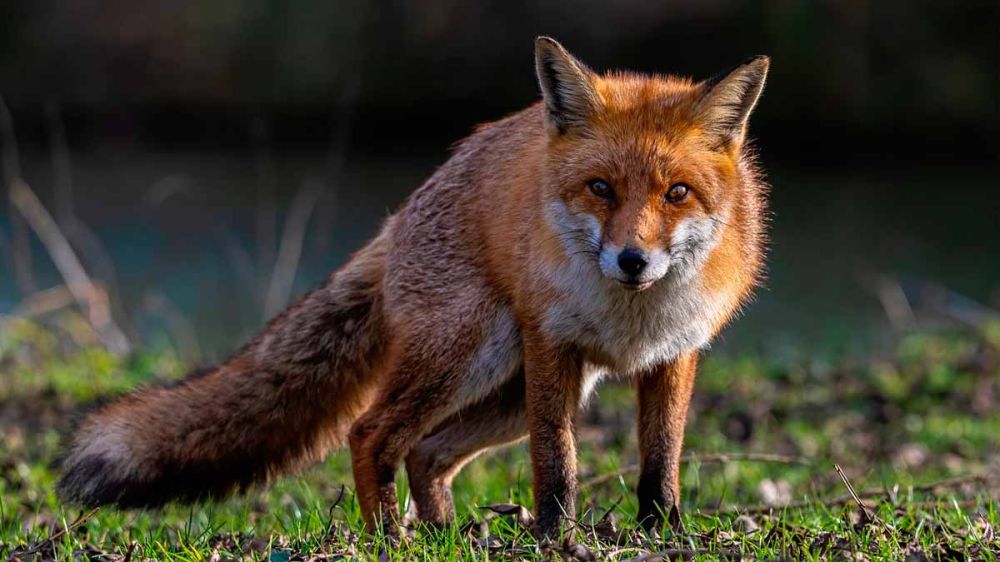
[59,37,769,537]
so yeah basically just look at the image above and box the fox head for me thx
[535,37,768,291]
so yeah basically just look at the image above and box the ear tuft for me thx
[534,37,601,135]
[697,55,770,148]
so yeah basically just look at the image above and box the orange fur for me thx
[59,38,770,538]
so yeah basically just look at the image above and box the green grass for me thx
[2,315,1000,560]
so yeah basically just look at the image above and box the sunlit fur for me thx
[59,38,769,538]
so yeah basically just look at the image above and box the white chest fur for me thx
[542,262,725,376]
[539,202,732,376]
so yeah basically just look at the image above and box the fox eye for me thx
[587,179,613,199]
[665,183,690,203]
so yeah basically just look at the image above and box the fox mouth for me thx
[617,279,654,291]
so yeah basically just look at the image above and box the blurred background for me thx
[2,5,1000,556]
[0,0,997,360]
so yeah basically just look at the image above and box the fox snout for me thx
[599,244,670,290]
[617,248,647,277]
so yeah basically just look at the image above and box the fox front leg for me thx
[635,352,698,532]
[523,326,583,538]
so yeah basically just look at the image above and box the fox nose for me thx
[617,248,648,277]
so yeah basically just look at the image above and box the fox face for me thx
[537,38,768,291]
[544,120,733,290]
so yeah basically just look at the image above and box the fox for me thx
[59,37,770,537]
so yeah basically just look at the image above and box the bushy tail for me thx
[58,230,390,507]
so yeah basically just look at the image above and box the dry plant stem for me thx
[46,101,130,338]
[213,225,262,338]
[834,463,866,509]
[263,178,326,319]
[0,96,19,182]
[142,291,202,364]
[9,178,131,355]
[869,274,915,330]
[913,282,1000,328]
[251,115,277,299]
[0,227,14,288]
[0,95,36,295]
[580,453,810,489]
[12,285,75,318]
[46,100,74,222]
[834,463,882,525]
[262,78,358,320]
[48,106,120,285]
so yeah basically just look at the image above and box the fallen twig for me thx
[706,473,992,515]
[122,540,138,562]
[709,496,864,516]
[902,473,991,495]
[17,507,101,557]
[624,547,741,561]
[580,453,810,489]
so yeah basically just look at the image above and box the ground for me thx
[1,316,999,561]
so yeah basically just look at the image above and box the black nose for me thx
[617,248,648,277]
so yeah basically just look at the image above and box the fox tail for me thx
[58,230,390,507]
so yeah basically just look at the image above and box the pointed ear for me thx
[696,55,769,149]
[535,37,602,135]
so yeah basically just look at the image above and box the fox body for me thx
[60,38,769,536]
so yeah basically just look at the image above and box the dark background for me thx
[1,0,998,359]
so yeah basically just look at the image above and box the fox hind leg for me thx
[348,358,459,534]
[405,372,528,525]
[348,341,520,533]
[348,293,523,533]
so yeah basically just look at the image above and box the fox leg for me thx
[348,290,523,533]
[522,326,583,538]
[405,372,528,525]
[348,357,462,534]
[635,352,698,531]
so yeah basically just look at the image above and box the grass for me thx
[2,314,1000,560]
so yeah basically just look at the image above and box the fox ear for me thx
[696,55,769,149]
[535,37,601,135]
